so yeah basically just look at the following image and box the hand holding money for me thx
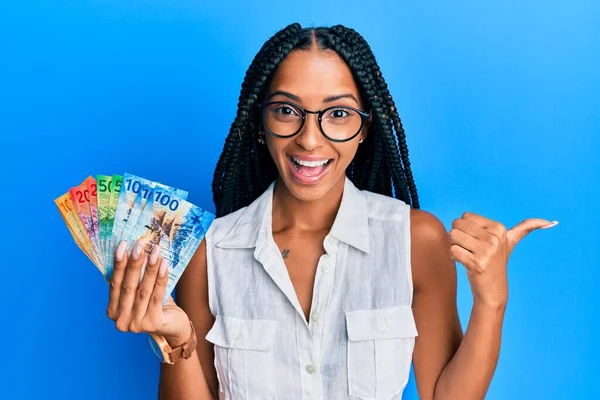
[55,172,214,342]
[106,240,192,345]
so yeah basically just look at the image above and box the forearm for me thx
[433,301,506,400]
[158,351,214,400]
[158,327,214,400]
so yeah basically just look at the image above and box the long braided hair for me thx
[212,23,419,217]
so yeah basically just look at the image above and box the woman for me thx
[106,23,557,399]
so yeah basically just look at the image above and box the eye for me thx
[324,107,354,119]
[273,105,299,117]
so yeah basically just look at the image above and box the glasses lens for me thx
[262,102,303,137]
[321,107,363,141]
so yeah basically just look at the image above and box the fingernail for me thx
[149,245,160,265]
[115,241,128,261]
[540,220,559,229]
[132,242,143,260]
[159,259,168,277]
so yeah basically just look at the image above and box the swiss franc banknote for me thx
[86,178,100,256]
[119,183,189,248]
[104,174,123,271]
[107,173,188,278]
[56,173,213,295]
[68,177,103,274]
[55,192,103,272]
[96,174,113,262]
[126,189,214,302]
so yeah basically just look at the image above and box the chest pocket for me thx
[345,305,418,400]
[206,316,278,400]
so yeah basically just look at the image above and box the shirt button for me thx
[380,324,390,334]
[312,312,320,321]
[322,265,331,273]
[305,364,316,374]
[232,331,241,341]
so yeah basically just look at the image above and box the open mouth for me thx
[288,156,334,183]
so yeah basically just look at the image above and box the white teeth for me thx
[291,157,330,167]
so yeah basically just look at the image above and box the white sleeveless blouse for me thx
[204,177,418,400]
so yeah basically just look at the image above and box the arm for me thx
[433,302,505,400]
[158,238,219,400]
[410,209,503,400]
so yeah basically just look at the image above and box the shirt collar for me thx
[329,177,371,253]
[216,177,370,253]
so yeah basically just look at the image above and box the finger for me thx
[462,212,507,239]
[461,212,495,228]
[131,245,162,326]
[452,217,488,240]
[448,227,481,254]
[145,258,170,331]
[449,244,476,270]
[116,240,147,330]
[507,218,558,251]
[107,241,129,320]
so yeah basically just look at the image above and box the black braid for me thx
[212,23,303,216]
[333,25,419,208]
[213,24,420,217]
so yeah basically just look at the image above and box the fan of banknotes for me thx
[55,173,215,302]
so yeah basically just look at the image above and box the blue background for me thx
[1,1,598,399]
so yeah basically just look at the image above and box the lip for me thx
[286,155,334,185]
[288,154,333,162]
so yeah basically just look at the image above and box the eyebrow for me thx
[268,90,360,106]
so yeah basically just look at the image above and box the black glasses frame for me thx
[259,101,370,143]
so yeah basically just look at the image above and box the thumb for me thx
[507,218,558,252]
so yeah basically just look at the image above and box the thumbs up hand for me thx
[449,212,558,308]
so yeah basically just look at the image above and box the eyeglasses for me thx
[260,101,370,143]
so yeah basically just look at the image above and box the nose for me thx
[295,112,325,151]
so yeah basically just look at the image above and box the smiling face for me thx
[262,48,369,203]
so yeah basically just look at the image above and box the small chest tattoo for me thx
[281,249,290,259]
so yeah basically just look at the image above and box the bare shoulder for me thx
[409,208,451,291]
[410,208,448,242]
[408,208,463,398]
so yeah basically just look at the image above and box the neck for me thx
[271,177,345,234]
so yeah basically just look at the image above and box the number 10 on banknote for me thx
[55,173,215,302]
